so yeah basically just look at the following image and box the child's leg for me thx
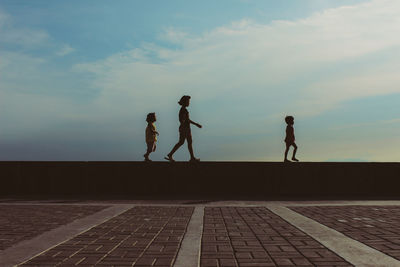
[292,143,299,161]
[284,142,290,161]
[144,142,153,160]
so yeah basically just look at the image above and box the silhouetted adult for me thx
[165,95,202,162]
[284,115,299,162]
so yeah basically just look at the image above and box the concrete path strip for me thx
[0,204,133,267]
[268,205,400,267]
[174,206,204,267]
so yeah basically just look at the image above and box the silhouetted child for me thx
[144,112,159,161]
[165,95,202,162]
[284,115,299,162]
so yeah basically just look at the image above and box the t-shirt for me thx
[179,107,190,130]
[145,123,157,143]
[285,125,295,143]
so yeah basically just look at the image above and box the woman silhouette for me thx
[165,95,202,162]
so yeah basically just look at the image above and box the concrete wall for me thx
[0,162,399,199]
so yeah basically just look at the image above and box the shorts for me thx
[179,127,192,141]
[285,140,296,147]
[146,141,156,152]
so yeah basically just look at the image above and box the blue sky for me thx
[0,0,399,161]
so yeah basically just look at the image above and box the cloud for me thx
[2,0,400,160]
[0,9,73,53]
[0,9,50,47]
[160,28,189,44]
[56,44,75,56]
[3,28,50,47]
[0,9,9,27]
[331,117,400,130]
[69,0,400,160]
[76,0,400,119]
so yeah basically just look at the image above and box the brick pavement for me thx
[3,202,400,266]
[201,207,352,267]
[291,205,400,261]
[20,206,194,267]
[0,205,107,250]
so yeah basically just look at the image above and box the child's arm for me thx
[150,125,159,135]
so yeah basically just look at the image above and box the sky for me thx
[0,0,399,162]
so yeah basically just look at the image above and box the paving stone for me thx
[291,205,400,262]
[201,207,353,267]
[0,205,107,250]
[20,206,193,266]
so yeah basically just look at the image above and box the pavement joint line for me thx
[173,206,204,267]
[0,204,134,267]
[2,200,400,206]
[267,205,400,267]
[0,202,127,206]
[281,201,400,206]
[200,200,400,206]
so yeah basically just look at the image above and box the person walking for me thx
[165,95,202,162]
[144,112,159,161]
[284,115,299,162]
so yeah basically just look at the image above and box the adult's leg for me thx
[168,132,185,157]
[187,133,195,159]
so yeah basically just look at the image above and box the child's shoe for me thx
[189,157,200,162]
[291,157,299,162]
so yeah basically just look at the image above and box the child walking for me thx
[284,115,299,162]
[144,112,159,161]
[165,95,202,162]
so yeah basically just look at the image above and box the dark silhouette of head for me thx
[146,112,156,123]
[285,115,294,125]
[178,95,191,107]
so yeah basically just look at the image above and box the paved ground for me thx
[291,206,400,262]
[202,207,351,267]
[1,200,400,267]
[0,205,108,250]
